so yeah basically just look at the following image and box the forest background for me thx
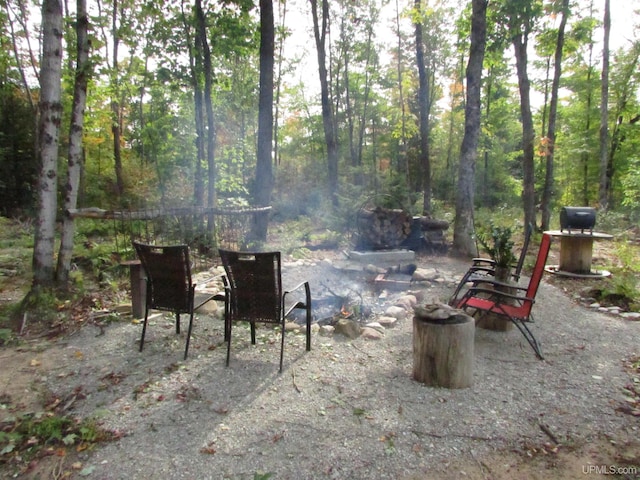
[0,0,639,304]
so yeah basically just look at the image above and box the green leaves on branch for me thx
[476,222,517,268]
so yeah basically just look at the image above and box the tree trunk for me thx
[413,304,474,389]
[453,0,487,258]
[32,0,63,288]
[394,0,408,178]
[414,0,431,215]
[110,0,124,198]
[541,0,569,231]
[598,0,611,210]
[195,0,217,230]
[57,0,90,285]
[311,0,339,206]
[252,0,275,242]
[512,33,536,231]
[182,2,205,208]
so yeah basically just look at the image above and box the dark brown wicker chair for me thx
[219,249,311,372]
[133,241,225,360]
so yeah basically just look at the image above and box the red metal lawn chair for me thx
[453,233,551,359]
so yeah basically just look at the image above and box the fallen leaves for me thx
[616,355,640,416]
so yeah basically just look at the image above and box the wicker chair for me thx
[219,249,311,372]
[133,242,225,360]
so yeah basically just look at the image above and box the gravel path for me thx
[32,253,640,479]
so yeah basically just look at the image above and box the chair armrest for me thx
[467,277,527,292]
[283,281,311,316]
[471,258,495,266]
[464,286,534,304]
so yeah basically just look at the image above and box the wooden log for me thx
[412,304,474,389]
[419,217,450,231]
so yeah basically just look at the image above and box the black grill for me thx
[560,206,596,233]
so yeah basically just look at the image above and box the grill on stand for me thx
[560,206,596,234]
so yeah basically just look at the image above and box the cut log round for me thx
[412,304,474,389]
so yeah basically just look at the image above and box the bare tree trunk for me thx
[598,0,611,210]
[181,0,205,207]
[453,0,487,257]
[273,0,287,167]
[310,0,339,206]
[414,0,431,215]
[541,0,569,231]
[395,0,408,178]
[512,32,536,230]
[195,0,217,234]
[32,0,63,288]
[57,0,90,285]
[110,0,125,198]
[252,0,275,241]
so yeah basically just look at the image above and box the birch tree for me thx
[32,0,63,288]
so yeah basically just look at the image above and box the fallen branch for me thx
[539,422,560,444]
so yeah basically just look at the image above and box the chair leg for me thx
[139,306,149,352]
[510,317,544,360]
[278,319,286,373]
[184,311,195,360]
[305,303,311,352]
[176,313,181,334]
[250,322,256,344]
[448,273,470,306]
[226,322,232,367]
[223,297,230,342]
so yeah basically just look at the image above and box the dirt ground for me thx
[1,252,639,479]
[1,311,639,480]
[1,235,640,479]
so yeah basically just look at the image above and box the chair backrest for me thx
[514,222,534,278]
[133,242,193,314]
[219,250,283,324]
[525,233,551,300]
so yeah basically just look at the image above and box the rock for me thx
[377,316,398,328]
[361,327,384,340]
[334,319,361,339]
[395,295,417,311]
[412,267,438,281]
[385,306,407,320]
[319,325,335,336]
[197,301,219,314]
[285,322,301,332]
[620,312,640,320]
[364,321,385,333]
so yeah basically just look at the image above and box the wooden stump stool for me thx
[413,304,474,389]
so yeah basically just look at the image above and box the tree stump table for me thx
[413,304,474,389]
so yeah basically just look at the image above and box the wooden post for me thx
[413,304,474,389]
[122,260,146,318]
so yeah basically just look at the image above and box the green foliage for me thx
[253,473,274,480]
[476,222,517,268]
[0,412,113,464]
[621,156,640,219]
